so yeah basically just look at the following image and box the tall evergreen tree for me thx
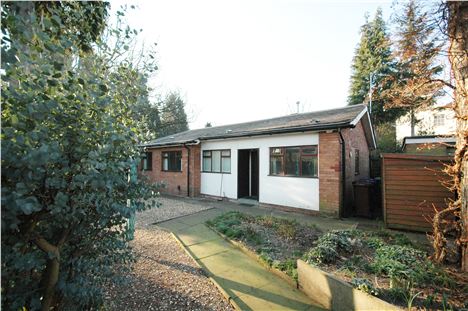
[382,0,444,136]
[348,9,403,125]
[159,92,189,136]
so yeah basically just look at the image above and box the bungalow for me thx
[140,104,376,217]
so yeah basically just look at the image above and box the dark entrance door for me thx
[237,149,259,200]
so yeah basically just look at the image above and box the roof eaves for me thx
[198,121,353,141]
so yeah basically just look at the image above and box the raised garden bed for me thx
[206,211,467,310]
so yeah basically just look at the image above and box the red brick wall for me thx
[341,121,370,215]
[188,145,201,196]
[140,145,201,197]
[318,132,342,216]
[318,121,371,217]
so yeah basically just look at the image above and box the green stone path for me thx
[157,208,326,311]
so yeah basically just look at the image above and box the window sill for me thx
[161,170,183,173]
[202,171,231,174]
[268,174,318,179]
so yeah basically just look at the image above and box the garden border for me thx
[206,225,298,288]
[207,224,402,311]
[297,259,402,311]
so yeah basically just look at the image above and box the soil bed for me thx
[207,211,467,310]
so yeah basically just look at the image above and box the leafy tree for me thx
[382,0,445,136]
[348,9,404,125]
[1,3,156,310]
[159,91,189,136]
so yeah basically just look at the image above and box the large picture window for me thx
[203,150,231,173]
[162,151,182,172]
[141,152,153,171]
[270,145,318,177]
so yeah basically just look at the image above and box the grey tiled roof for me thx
[143,104,367,147]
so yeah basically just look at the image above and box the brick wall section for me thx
[140,145,201,197]
[341,121,370,215]
[318,120,371,217]
[318,132,342,216]
[188,145,201,196]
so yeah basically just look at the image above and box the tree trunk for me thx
[447,1,468,272]
[410,108,416,136]
[41,258,60,311]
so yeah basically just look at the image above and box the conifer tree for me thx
[159,92,189,136]
[348,9,403,125]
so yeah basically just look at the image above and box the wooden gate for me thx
[381,154,454,232]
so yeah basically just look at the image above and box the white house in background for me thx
[395,104,456,142]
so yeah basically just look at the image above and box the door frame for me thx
[237,148,260,200]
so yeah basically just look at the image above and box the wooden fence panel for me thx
[381,154,454,232]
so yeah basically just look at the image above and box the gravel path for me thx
[105,196,233,311]
[135,196,214,228]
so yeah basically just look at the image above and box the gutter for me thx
[338,129,346,218]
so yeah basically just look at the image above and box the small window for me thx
[141,152,153,171]
[270,145,318,177]
[162,151,182,172]
[434,114,445,127]
[354,149,360,175]
[203,149,231,173]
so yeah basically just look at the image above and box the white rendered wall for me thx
[395,108,456,142]
[200,132,320,210]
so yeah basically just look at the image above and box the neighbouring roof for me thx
[402,135,456,148]
[143,104,375,148]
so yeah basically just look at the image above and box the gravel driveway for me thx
[135,196,215,228]
[105,196,233,311]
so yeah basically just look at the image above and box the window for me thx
[354,149,360,175]
[434,114,445,127]
[141,152,153,171]
[162,151,182,172]
[270,145,318,177]
[203,150,231,173]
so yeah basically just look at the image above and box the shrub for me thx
[276,219,298,240]
[370,245,441,286]
[303,230,358,264]
[351,278,379,296]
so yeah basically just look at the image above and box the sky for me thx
[110,0,396,129]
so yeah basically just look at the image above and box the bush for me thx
[1,4,157,310]
[370,244,454,289]
[351,278,379,296]
[276,219,298,240]
[303,230,358,264]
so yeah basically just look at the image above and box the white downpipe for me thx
[249,151,252,197]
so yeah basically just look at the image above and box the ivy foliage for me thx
[1,2,157,310]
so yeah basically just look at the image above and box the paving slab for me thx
[176,223,219,246]
[189,239,232,259]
